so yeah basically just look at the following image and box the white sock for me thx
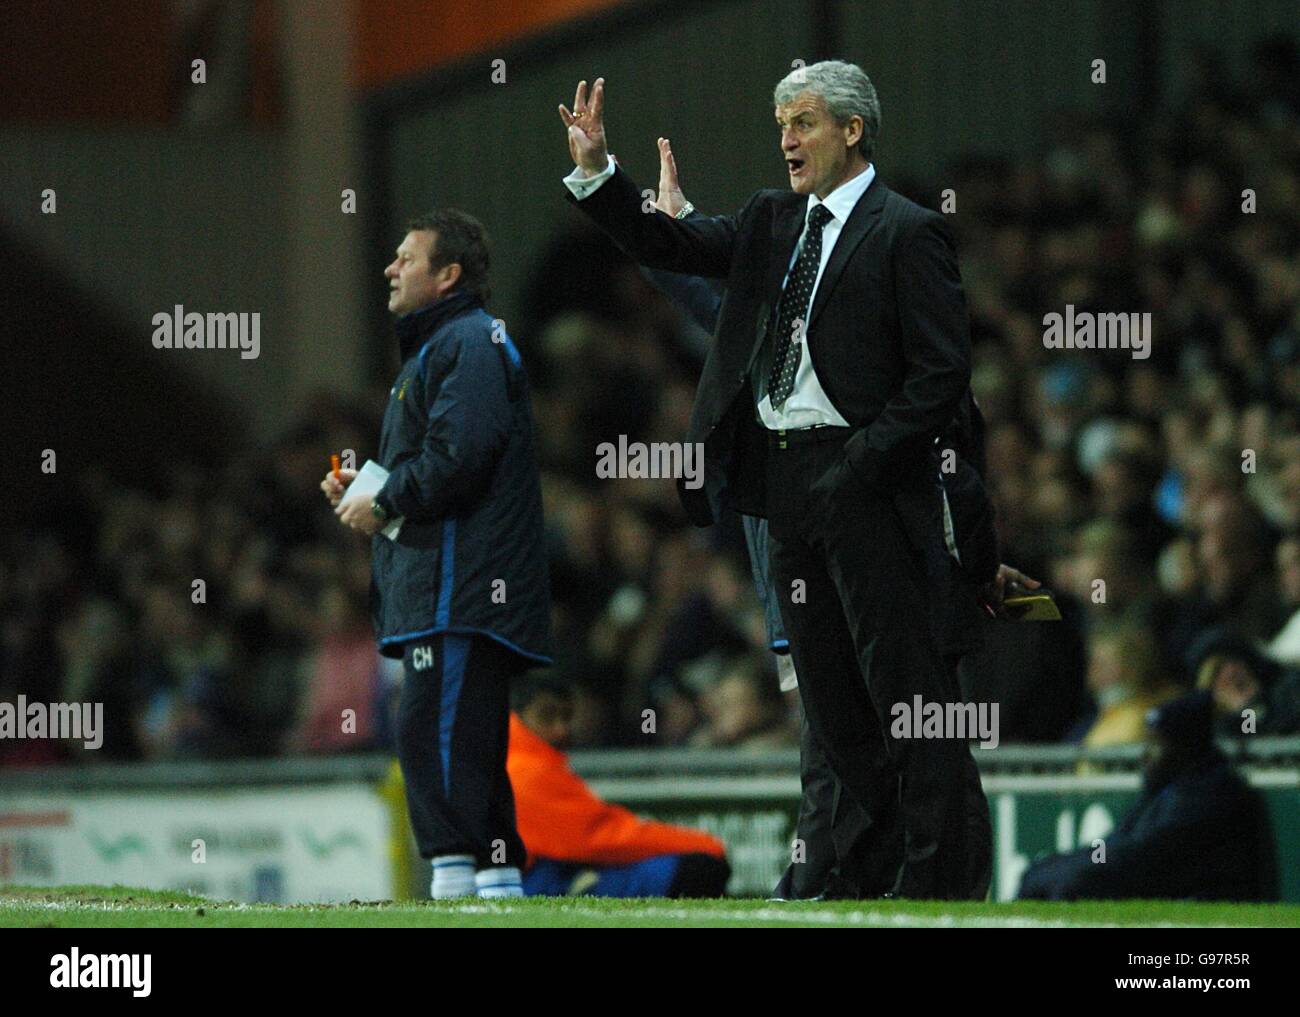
[430,854,476,899]
[476,866,524,898]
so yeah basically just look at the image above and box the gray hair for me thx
[773,60,880,162]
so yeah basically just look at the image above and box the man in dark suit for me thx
[559,61,972,896]
[638,134,1034,899]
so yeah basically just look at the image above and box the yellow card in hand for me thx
[1002,592,1062,621]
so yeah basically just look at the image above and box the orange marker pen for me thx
[331,454,341,481]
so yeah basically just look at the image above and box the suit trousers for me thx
[765,428,966,890]
[774,674,993,900]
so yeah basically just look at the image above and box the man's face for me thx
[1211,658,1260,713]
[775,91,862,198]
[519,692,574,751]
[385,230,446,316]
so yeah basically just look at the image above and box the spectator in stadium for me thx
[54,598,139,760]
[1075,627,1180,750]
[1189,628,1300,738]
[1162,492,1284,666]
[1054,520,1163,637]
[1091,448,1172,565]
[288,581,395,754]
[508,675,731,897]
[1195,494,1284,639]
[129,580,245,760]
[1018,690,1276,902]
[690,653,796,751]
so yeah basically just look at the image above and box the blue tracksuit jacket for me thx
[370,290,553,665]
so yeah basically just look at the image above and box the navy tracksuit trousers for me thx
[396,634,527,868]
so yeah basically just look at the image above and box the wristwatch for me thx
[674,201,695,220]
[370,498,389,524]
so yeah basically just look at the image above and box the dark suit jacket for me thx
[567,164,972,530]
[644,262,998,658]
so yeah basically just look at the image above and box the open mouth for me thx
[787,158,806,177]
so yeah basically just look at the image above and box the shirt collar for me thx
[807,162,875,228]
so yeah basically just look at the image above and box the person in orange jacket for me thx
[508,675,731,896]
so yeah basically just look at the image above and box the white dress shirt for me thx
[756,164,874,429]
[562,157,876,429]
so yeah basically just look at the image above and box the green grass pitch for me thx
[4,886,1299,928]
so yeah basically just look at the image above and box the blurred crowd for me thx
[4,40,1300,766]
[1,400,400,764]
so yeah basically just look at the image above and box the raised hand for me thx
[653,137,688,216]
[558,77,608,176]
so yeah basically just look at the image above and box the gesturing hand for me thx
[653,137,688,216]
[558,77,609,176]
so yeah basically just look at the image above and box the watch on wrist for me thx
[674,201,695,220]
[370,498,389,523]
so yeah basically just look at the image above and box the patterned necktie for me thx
[767,202,835,410]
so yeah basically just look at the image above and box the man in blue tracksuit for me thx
[323,209,553,899]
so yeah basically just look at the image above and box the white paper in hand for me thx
[341,460,404,540]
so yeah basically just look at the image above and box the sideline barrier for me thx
[3,738,1296,901]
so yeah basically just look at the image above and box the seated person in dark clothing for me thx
[509,675,730,897]
[1018,690,1275,902]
